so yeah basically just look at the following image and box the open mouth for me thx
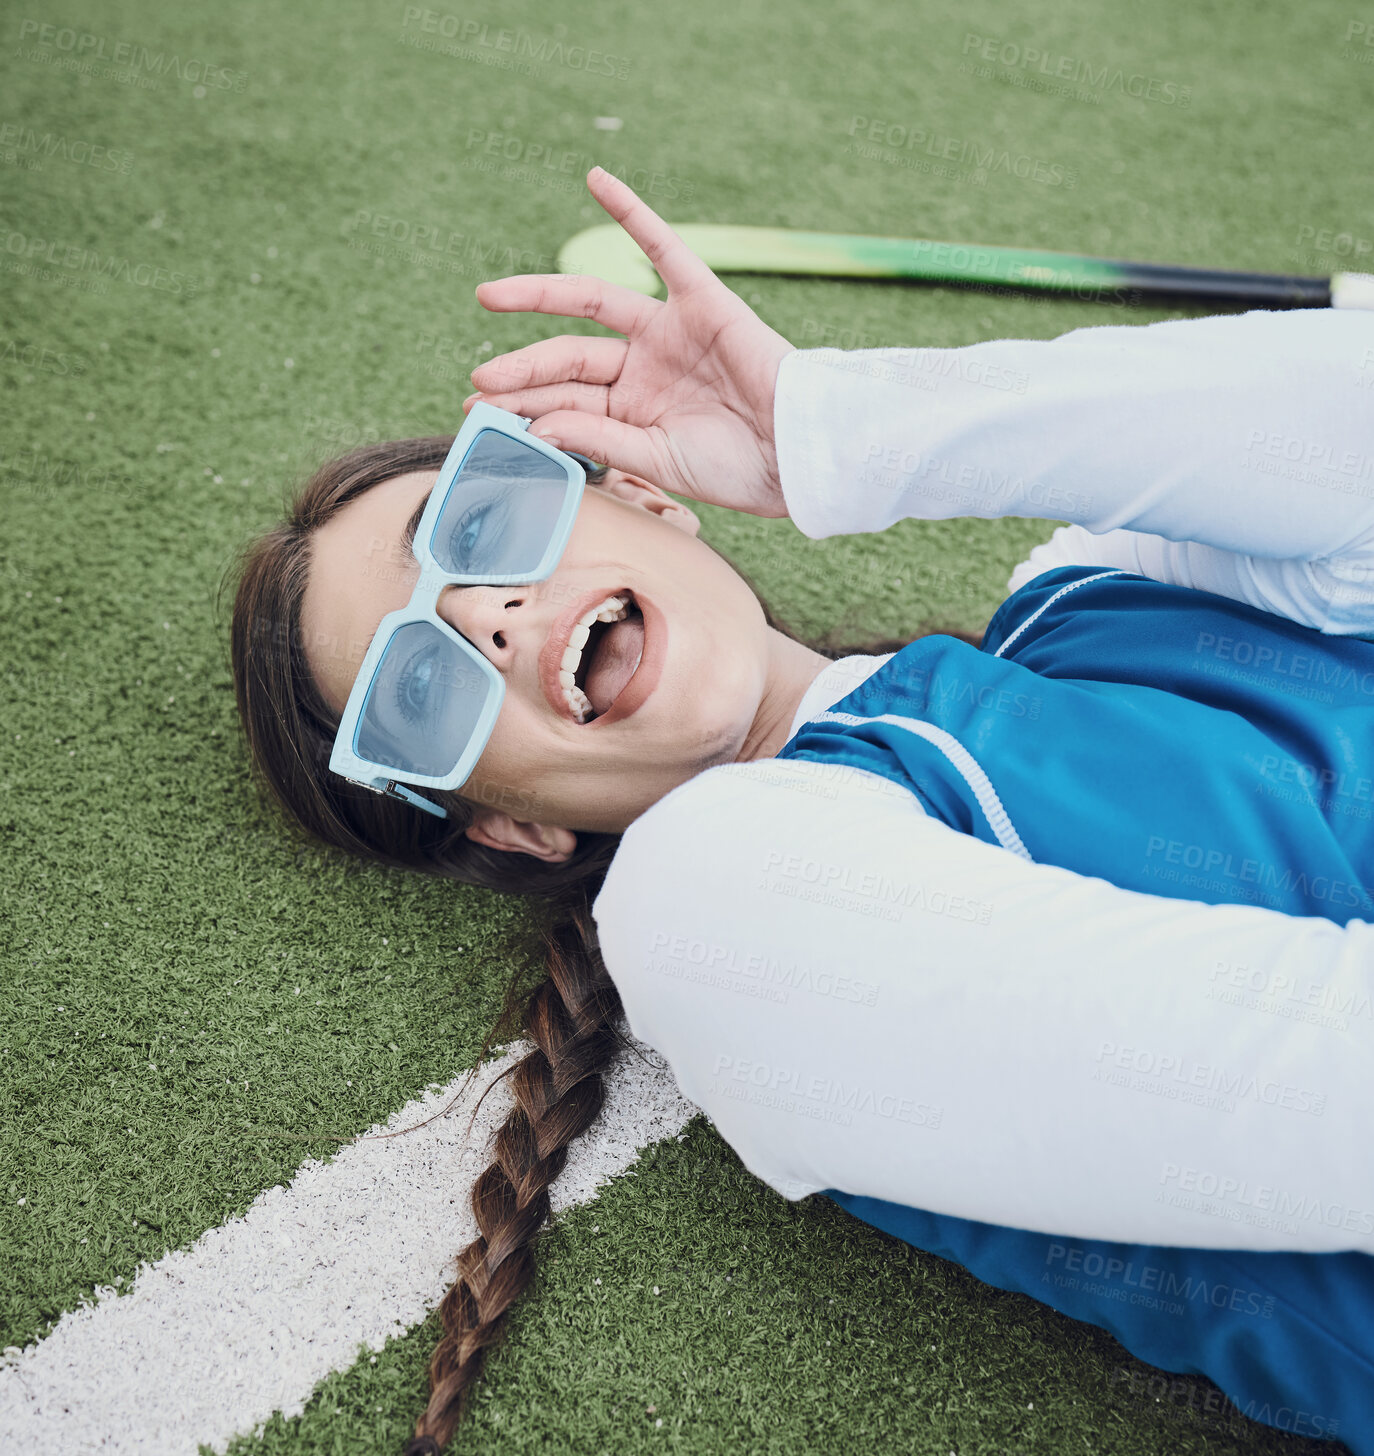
[561,588,645,723]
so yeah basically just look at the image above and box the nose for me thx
[436,582,535,666]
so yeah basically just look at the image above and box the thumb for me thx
[528,411,670,489]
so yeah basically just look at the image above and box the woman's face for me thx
[301,467,824,857]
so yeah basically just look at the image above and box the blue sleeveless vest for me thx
[779,564,1374,921]
[775,564,1374,1449]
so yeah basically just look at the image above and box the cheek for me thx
[458,776,550,826]
[460,703,551,812]
[470,695,562,790]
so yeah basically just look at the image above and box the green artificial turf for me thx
[2,0,1368,1451]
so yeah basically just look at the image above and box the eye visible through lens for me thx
[396,642,440,725]
[431,429,569,578]
[357,620,488,778]
[444,492,512,576]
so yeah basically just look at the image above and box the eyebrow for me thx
[400,492,432,557]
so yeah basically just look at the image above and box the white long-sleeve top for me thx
[590,307,1374,1254]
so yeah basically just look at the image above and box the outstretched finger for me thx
[470,335,628,394]
[475,272,658,337]
[584,165,718,296]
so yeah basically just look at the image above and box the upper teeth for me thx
[558,594,630,722]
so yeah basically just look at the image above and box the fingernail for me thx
[462,392,481,406]
[531,430,560,448]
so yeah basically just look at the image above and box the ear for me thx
[593,469,702,537]
[463,809,578,864]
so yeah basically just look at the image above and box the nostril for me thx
[493,630,506,648]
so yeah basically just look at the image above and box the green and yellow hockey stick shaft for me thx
[558,222,1374,310]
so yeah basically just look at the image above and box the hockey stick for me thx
[557,222,1374,310]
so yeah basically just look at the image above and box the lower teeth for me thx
[565,682,595,722]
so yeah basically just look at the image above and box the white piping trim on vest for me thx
[991,569,1131,660]
[811,710,1033,861]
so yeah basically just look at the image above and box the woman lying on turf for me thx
[229,168,1374,1455]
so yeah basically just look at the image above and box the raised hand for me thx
[466,167,795,518]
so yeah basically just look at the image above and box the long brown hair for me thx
[226,436,980,1453]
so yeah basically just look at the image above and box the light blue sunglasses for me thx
[328,402,593,819]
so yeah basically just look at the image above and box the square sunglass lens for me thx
[356,621,491,778]
[431,429,571,577]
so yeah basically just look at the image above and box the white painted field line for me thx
[0,1036,697,1454]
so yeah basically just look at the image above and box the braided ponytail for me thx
[404,889,627,1450]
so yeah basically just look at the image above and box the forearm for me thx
[774,307,1374,564]
[595,758,1374,1253]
